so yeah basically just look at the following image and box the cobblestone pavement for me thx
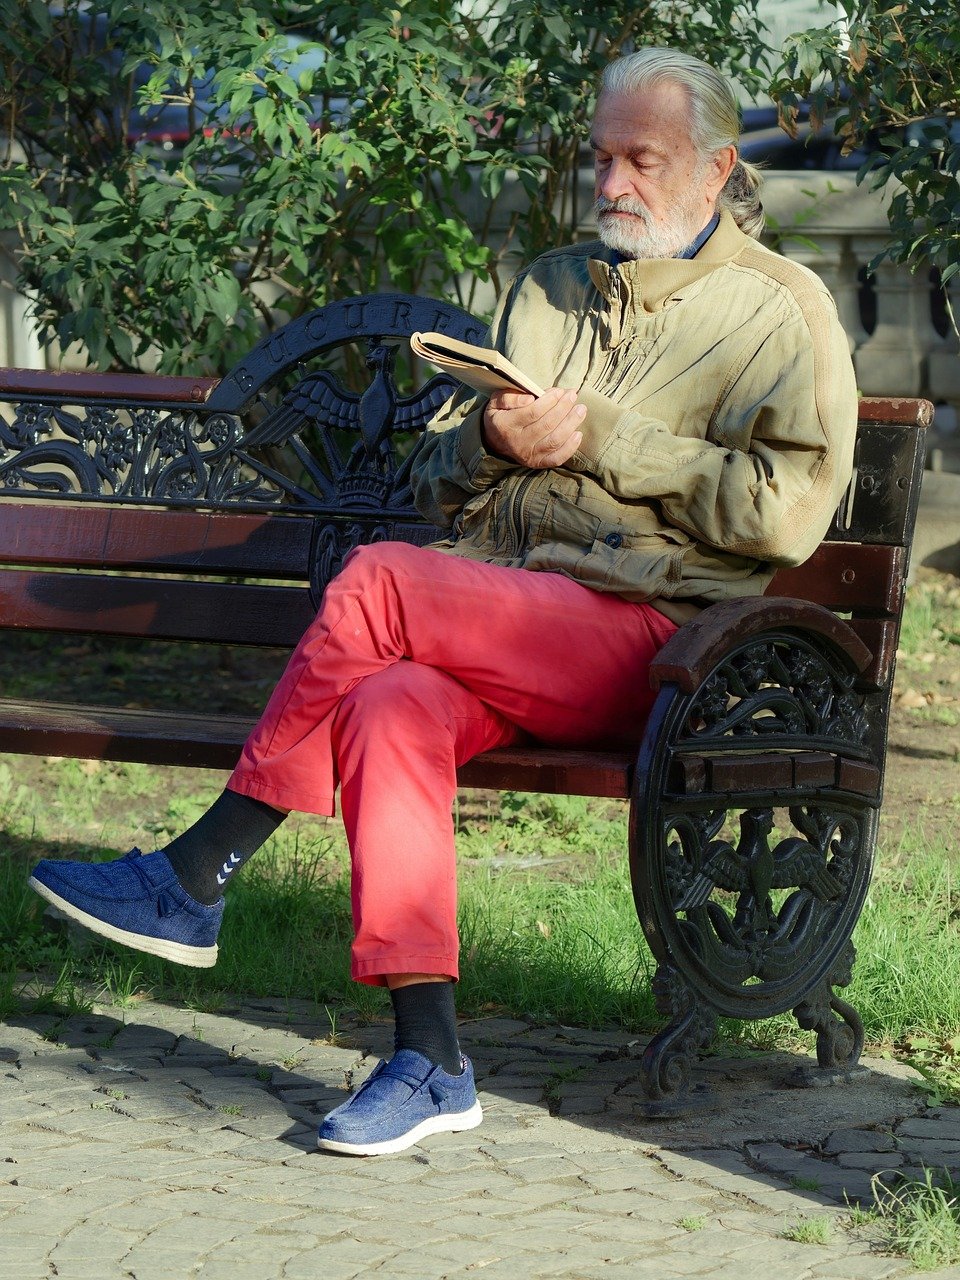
[2,993,958,1280]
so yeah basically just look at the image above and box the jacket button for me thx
[604,532,623,548]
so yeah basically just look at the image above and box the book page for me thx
[410,332,545,398]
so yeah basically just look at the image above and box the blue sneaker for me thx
[317,1050,482,1156]
[28,849,222,968]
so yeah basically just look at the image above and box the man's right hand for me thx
[482,388,586,469]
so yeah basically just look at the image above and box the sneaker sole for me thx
[317,1100,483,1156]
[28,877,218,969]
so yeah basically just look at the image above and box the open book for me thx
[409,331,545,398]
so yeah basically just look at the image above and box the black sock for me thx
[391,981,462,1075]
[163,790,287,905]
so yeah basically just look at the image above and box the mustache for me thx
[594,195,653,222]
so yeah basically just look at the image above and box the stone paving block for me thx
[823,1127,899,1155]
[189,1267,288,1280]
[460,1017,533,1039]
[101,1092,209,1123]
[555,1094,608,1117]
[19,1111,137,1141]
[574,1180,716,1213]
[275,1084,344,1106]
[119,1248,213,1280]
[573,1211,688,1246]
[223,1137,303,1163]
[214,1114,306,1142]
[282,1238,395,1280]
[0,1096,50,1120]
[416,1168,530,1200]
[409,1235,533,1269]
[894,1138,960,1166]
[88,1054,166,1072]
[496,1154,586,1183]
[805,1256,909,1279]
[836,1150,904,1170]
[49,1223,140,1262]
[897,1113,960,1141]
[480,1178,584,1209]
[479,1086,545,1106]
[573,1164,680,1194]
[436,1255,546,1280]
[479,1100,549,1124]
[563,1242,669,1275]
[109,1023,179,1053]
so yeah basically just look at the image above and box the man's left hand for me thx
[481,387,586,468]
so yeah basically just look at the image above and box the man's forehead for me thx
[591,83,693,148]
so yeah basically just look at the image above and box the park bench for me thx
[0,292,931,1111]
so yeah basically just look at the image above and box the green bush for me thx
[0,0,769,373]
[770,2,960,307]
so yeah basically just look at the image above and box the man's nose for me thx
[597,157,633,202]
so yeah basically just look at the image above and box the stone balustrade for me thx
[758,174,960,472]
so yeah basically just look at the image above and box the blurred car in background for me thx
[125,34,344,156]
[739,102,960,172]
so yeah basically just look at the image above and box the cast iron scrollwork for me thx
[792,942,865,1076]
[685,634,869,750]
[641,961,718,1107]
[0,293,478,521]
[0,399,279,505]
[630,627,877,1108]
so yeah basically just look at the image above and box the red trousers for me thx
[228,543,675,984]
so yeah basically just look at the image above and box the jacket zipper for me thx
[505,472,536,557]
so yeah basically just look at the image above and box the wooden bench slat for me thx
[0,368,219,403]
[651,597,873,693]
[0,504,314,578]
[0,570,315,645]
[668,751,879,798]
[458,746,634,798]
[855,397,934,427]
[768,542,904,615]
[0,698,252,770]
[0,697,637,796]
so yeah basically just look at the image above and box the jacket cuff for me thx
[457,405,519,486]
[569,386,629,470]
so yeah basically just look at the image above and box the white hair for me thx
[601,48,765,240]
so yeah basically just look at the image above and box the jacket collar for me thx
[587,210,750,318]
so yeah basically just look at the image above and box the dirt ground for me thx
[882,609,960,852]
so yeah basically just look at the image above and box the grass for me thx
[783,1215,834,1245]
[790,1175,822,1192]
[867,1170,960,1271]
[896,573,960,660]
[4,790,960,1066]
[0,574,957,1075]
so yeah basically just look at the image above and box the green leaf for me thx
[253,95,275,135]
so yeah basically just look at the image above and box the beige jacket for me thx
[410,212,858,623]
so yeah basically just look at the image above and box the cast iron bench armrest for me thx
[649,597,874,693]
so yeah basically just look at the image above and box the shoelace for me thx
[357,1058,449,1104]
[122,848,182,918]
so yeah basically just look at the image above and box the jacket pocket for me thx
[453,485,498,538]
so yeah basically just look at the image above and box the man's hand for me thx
[482,388,586,469]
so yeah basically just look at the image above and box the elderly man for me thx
[28,47,857,1156]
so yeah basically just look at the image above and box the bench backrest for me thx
[0,295,931,696]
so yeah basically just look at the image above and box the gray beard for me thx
[594,195,705,260]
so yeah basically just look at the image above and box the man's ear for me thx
[709,144,738,197]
